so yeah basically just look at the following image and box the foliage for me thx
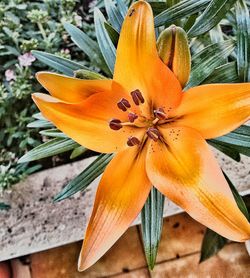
[0,0,96,189]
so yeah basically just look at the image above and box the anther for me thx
[127,136,140,147]
[117,98,131,112]
[128,112,138,123]
[147,127,161,142]
[109,119,122,130]
[131,89,145,105]
[154,108,167,120]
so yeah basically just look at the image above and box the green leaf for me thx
[215,125,250,148]
[188,0,237,37]
[141,187,165,270]
[154,0,210,27]
[208,140,241,162]
[27,119,54,129]
[223,172,249,220]
[63,22,110,75]
[94,8,116,73]
[0,203,10,210]
[54,153,114,202]
[203,62,239,84]
[186,40,235,89]
[117,0,128,17]
[200,228,227,262]
[70,146,87,159]
[18,138,79,163]
[104,22,119,47]
[39,129,67,138]
[32,50,86,76]
[149,1,168,15]
[210,125,250,157]
[104,0,124,32]
[235,0,250,82]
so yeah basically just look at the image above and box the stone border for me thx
[0,150,249,261]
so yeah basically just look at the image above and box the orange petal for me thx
[32,88,145,153]
[171,83,250,139]
[36,71,112,103]
[114,1,182,113]
[146,126,250,241]
[78,146,151,271]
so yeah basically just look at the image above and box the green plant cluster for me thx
[0,0,96,189]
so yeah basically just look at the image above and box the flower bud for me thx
[157,25,191,87]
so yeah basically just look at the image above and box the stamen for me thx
[128,112,138,123]
[154,108,167,120]
[117,98,131,112]
[127,136,140,147]
[109,119,122,130]
[147,127,161,142]
[131,89,145,105]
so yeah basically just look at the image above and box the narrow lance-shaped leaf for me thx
[141,187,165,270]
[154,0,210,27]
[104,0,124,32]
[203,62,239,84]
[63,22,111,76]
[235,0,250,82]
[188,0,237,37]
[32,50,86,76]
[54,154,114,202]
[104,22,119,47]
[210,125,250,157]
[208,140,240,162]
[70,146,87,160]
[94,8,116,73]
[186,40,235,89]
[39,129,67,139]
[200,228,227,262]
[18,138,79,163]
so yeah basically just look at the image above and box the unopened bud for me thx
[157,25,191,87]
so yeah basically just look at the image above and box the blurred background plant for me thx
[0,0,97,190]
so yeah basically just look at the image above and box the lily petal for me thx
[78,146,151,271]
[114,1,182,112]
[36,72,112,103]
[146,126,250,241]
[171,83,250,139]
[32,88,145,153]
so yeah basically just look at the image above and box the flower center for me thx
[109,89,174,147]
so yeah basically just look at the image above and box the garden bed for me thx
[0,149,249,262]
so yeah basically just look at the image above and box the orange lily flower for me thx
[32,0,250,271]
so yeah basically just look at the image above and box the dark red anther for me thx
[128,112,138,123]
[127,136,140,147]
[154,108,167,120]
[117,98,131,112]
[109,119,122,130]
[131,89,145,105]
[147,127,161,141]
